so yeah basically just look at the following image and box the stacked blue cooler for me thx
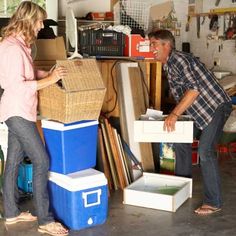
[41,119,108,231]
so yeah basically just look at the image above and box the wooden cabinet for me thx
[97,60,162,117]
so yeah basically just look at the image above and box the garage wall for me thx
[58,0,111,17]
[187,0,236,72]
[57,0,236,73]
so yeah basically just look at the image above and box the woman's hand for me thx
[50,66,68,83]
[37,66,68,90]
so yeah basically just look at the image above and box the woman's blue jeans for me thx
[174,102,232,208]
[3,116,54,225]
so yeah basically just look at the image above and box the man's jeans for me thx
[3,116,54,225]
[174,102,232,208]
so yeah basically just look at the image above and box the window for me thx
[0,0,46,16]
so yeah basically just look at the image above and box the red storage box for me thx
[192,140,199,165]
[124,34,154,59]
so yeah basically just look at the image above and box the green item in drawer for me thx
[157,186,181,195]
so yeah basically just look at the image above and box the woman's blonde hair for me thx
[1,1,47,46]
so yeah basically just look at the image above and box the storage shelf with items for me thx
[78,28,125,57]
[189,8,236,17]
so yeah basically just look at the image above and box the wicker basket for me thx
[38,59,106,123]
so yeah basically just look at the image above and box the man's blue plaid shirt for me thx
[163,50,231,130]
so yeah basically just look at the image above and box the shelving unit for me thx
[189,9,236,17]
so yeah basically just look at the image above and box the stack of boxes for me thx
[42,120,108,230]
[38,58,108,230]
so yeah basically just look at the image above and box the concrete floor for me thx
[0,154,236,236]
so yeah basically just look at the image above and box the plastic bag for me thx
[223,110,236,132]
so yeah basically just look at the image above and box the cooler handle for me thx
[82,189,101,208]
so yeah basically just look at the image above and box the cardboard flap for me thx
[34,37,67,61]
[56,59,105,92]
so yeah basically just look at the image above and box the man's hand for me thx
[163,90,199,132]
[164,113,178,132]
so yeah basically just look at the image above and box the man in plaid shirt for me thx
[149,29,232,215]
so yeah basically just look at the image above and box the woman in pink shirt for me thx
[0,2,68,236]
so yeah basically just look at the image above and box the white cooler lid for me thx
[48,168,107,191]
[41,120,98,131]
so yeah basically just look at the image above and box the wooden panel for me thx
[117,62,155,175]
[98,127,113,192]
[97,60,162,117]
[129,67,154,172]
[100,121,119,190]
[97,60,120,117]
[151,62,162,110]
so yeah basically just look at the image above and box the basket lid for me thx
[56,59,105,92]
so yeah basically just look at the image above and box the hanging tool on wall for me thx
[225,14,236,39]
[197,15,201,38]
[196,15,205,39]
[219,38,223,52]
[185,15,191,32]
[209,14,219,32]
[223,13,226,38]
[201,16,206,25]
[215,0,221,6]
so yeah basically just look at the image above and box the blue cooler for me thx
[232,96,236,105]
[41,120,98,174]
[18,161,33,193]
[48,168,108,230]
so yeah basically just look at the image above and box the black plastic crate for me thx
[79,29,125,56]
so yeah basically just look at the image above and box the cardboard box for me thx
[42,120,98,174]
[124,34,154,59]
[89,12,113,21]
[34,36,66,61]
[134,116,193,143]
[34,60,56,71]
[38,59,106,123]
[48,169,108,230]
[33,36,67,70]
[123,172,192,212]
